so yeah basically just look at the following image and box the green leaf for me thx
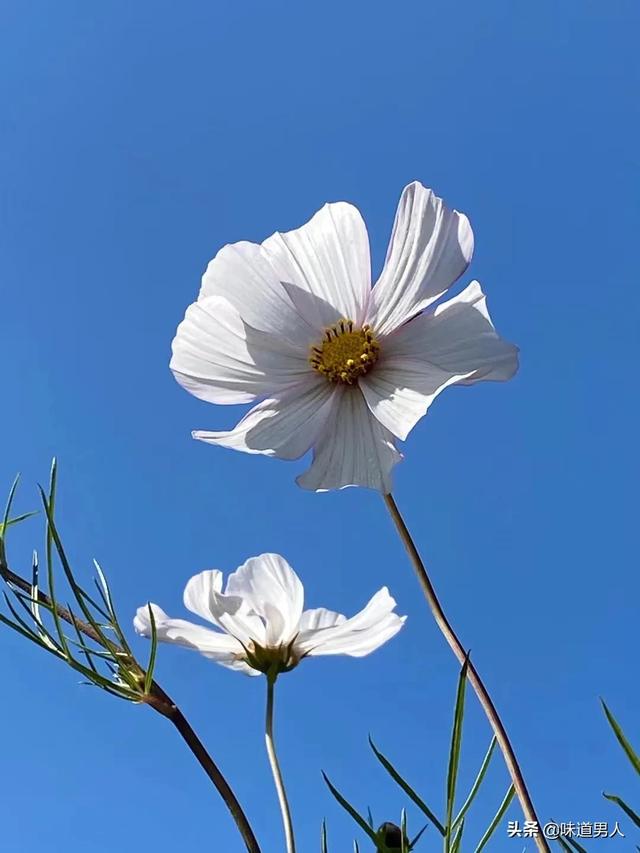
[39,487,110,649]
[0,511,38,536]
[401,809,408,853]
[3,591,63,656]
[0,610,57,651]
[560,834,589,852]
[474,785,515,853]
[93,559,132,650]
[369,736,445,836]
[603,792,640,828]
[322,772,378,844]
[601,700,640,775]
[321,820,328,853]
[1,474,20,535]
[43,459,70,656]
[143,603,158,693]
[445,656,469,849]
[452,736,497,831]
[451,819,464,853]
[410,825,428,849]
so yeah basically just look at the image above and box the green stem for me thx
[383,493,548,853]
[265,673,296,853]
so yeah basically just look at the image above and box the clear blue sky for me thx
[1,1,638,850]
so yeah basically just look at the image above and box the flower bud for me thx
[377,822,403,849]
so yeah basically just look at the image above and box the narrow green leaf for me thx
[39,488,111,649]
[401,809,408,853]
[321,820,328,853]
[2,474,20,534]
[9,588,62,654]
[445,657,469,849]
[0,611,56,650]
[92,559,132,650]
[143,603,158,693]
[68,608,100,674]
[353,843,360,853]
[474,785,515,853]
[560,834,588,852]
[45,459,57,573]
[322,772,378,844]
[451,819,464,853]
[410,825,428,849]
[3,591,63,656]
[367,806,374,829]
[369,736,445,836]
[603,792,640,827]
[601,700,640,775]
[0,510,38,536]
[42,460,71,656]
[452,737,497,830]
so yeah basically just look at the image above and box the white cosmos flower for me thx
[171,181,519,492]
[134,553,406,677]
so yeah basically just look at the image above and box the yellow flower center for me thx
[310,320,380,384]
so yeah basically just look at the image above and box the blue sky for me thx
[1,1,638,850]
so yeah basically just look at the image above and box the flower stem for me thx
[265,673,296,853]
[383,493,548,853]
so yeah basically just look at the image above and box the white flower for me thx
[171,181,518,492]
[134,553,406,677]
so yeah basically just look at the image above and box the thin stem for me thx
[0,562,261,853]
[265,673,296,853]
[383,494,548,853]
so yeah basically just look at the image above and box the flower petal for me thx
[385,280,519,383]
[183,570,224,623]
[193,379,339,460]
[225,554,304,646]
[296,388,403,493]
[369,182,474,335]
[296,587,405,657]
[359,359,466,441]
[298,608,346,632]
[360,281,518,440]
[171,295,310,405]
[133,602,248,660]
[262,201,371,328]
[198,240,317,347]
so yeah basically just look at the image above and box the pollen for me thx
[310,320,380,384]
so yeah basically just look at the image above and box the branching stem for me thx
[0,562,261,853]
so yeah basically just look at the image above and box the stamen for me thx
[309,319,381,384]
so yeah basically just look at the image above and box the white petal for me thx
[359,359,467,442]
[296,588,405,657]
[171,295,310,405]
[298,608,346,632]
[198,240,317,347]
[194,379,339,460]
[296,388,402,493]
[262,201,371,328]
[308,614,406,657]
[225,554,304,646]
[369,182,474,335]
[206,590,267,648]
[360,281,518,440]
[133,603,244,657]
[183,570,224,623]
[386,280,519,383]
